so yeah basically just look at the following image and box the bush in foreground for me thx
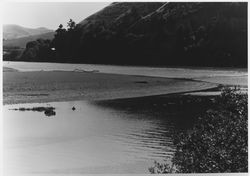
[149,87,248,173]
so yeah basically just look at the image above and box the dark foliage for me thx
[149,88,248,173]
[3,46,23,61]
[20,38,53,62]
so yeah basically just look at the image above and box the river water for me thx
[3,61,248,175]
[4,98,191,175]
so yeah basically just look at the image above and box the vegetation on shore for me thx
[3,46,24,61]
[149,87,248,173]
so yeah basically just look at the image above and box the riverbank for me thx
[3,68,218,105]
[4,61,247,87]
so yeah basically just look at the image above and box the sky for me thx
[3,2,111,30]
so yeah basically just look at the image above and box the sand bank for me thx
[3,67,19,72]
[3,69,218,105]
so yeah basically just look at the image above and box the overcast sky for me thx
[3,2,111,30]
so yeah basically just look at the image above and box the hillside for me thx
[17,2,248,67]
[78,2,164,27]
[3,24,53,40]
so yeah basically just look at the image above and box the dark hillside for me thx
[17,2,247,67]
[78,2,164,27]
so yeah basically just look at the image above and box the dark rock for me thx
[44,109,56,117]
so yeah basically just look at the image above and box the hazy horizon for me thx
[3,2,110,30]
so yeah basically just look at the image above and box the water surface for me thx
[4,99,188,174]
[3,61,247,175]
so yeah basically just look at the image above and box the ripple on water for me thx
[4,100,187,174]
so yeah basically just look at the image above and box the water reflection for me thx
[3,97,201,174]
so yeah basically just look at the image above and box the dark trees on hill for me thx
[20,19,81,63]
[20,39,52,62]
[3,46,23,61]
[52,24,67,58]
[51,20,82,62]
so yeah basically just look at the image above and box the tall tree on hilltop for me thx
[67,19,76,31]
[53,24,67,59]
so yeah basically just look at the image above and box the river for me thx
[3,61,247,175]
[3,97,195,174]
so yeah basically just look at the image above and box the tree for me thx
[20,39,52,61]
[53,24,67,58]
[67,19,76,31]
[55,24,67,37]
[51,20,80,60]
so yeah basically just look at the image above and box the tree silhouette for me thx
[67,19,76,31]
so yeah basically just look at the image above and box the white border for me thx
[0,1,249,176]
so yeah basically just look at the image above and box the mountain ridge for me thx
[3,31,55,48]
[3,24,53,40]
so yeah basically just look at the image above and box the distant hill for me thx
[3,24,53,40]
[3,31,55,48]
[3,25,55,61]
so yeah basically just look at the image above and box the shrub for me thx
[149,87,248,173]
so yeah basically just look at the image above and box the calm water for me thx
[3,61,247,175]
[4,98,189,175]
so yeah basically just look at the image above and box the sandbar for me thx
[3,69,218,105]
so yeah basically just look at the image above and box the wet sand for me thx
[3,68,217,105]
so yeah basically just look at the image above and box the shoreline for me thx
[3,61,247,72]
[3,86,221,107]
[3,69,218,105]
